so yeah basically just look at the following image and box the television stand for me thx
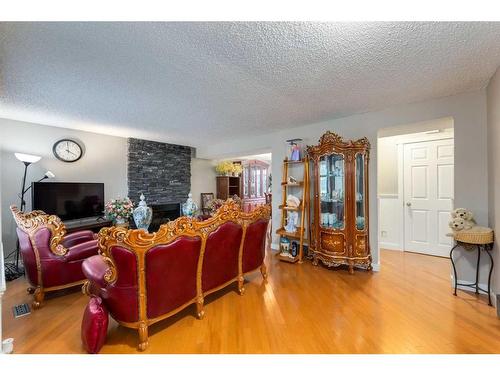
[64,217,113,234]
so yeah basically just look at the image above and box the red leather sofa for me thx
[82,201,270,351]
[10,205,99,308]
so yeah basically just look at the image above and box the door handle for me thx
[406,202,412,207]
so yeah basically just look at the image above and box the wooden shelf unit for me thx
[276,157,310,263]
[216,176,242,200]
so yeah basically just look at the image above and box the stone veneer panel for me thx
[127,138,192,205]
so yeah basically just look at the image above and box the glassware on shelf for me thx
[319,152,345,230]
[355,153,365,230]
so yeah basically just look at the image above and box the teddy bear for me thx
[448,208,476,235]
[451,208,475,223]
[448,217,474,232]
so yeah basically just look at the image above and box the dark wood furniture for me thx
[241,160,270,212]
[307,131,372,273]
[216,176,242,200]
[65,217,113,233]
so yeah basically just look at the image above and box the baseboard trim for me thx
[455,279,489,295]
[372,263,380,272]
[379,242,402,251]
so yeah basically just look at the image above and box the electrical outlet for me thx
[381,231,387,238]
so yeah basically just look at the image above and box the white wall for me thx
[0,118,128,255]
[190,158,217,209]
[198,90,489,273]
[487,66,500,305]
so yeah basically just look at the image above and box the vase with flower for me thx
[104,197,134,227]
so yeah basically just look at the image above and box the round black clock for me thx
[53,139,83,162]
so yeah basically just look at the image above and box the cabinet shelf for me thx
[281,181,304,186]
[279,205,301,211]
[283,159,305,164]
[276,253,300,263]
[276,227,303,240]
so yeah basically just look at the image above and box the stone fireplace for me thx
[127,137,193,205]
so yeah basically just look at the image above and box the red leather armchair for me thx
[10,205,99,308]
[82,201,270,351]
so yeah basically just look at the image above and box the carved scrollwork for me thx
[98,200,271,257]
[306,131,370,160]
[10,205,69,256]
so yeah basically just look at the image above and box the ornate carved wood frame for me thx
[92,200,271,351]
[10,205,88,308]
[306,131,372,272]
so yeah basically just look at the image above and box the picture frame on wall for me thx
[201,193,215,215]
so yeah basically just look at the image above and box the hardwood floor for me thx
[3,249,500,354]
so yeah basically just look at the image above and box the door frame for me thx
[395,132,454,254]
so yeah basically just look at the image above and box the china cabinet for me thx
[241,160,270,212]
[307,131,371,273]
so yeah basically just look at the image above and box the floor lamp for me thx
[4,153,55,281]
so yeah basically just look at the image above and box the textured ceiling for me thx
[1,22,500,147]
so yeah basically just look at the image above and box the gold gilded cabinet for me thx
[307,131,372,273]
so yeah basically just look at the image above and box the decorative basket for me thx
[453,226,494,245]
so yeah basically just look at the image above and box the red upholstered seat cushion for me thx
[81,297,109,354]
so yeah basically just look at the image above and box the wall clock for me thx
[53,139,83,162]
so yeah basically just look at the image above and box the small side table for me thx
[450,230,494,306]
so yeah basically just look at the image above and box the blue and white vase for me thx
[182,192,198,217]
[133,194,152,231]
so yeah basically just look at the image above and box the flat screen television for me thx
[32,182,104,221]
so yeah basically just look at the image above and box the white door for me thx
[403,138,454,257]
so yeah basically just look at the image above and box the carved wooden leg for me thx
[196,297,205,320]
[312,256,319,266]
[367,264,373,271]
[238,276,245,295]
[138,323,149,351]
[260,263,268,280]
[27,286,35,294]
[32,287,44,309]
[348,264,354,274]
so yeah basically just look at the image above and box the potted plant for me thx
[104,197,134,226]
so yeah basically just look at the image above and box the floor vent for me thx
[12,303,31,318]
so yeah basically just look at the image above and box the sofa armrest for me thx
[82,255,111,289]
[62,230,97,248]
[65,239,99,262]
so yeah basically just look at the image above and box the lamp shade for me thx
[14,153,41,164]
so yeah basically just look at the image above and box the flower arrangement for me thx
[104,197,134,224]
[232,163,243,176]
[215,161,243,176]
[215,161,234,176]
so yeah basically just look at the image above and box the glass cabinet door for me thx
[243,166,249,198]
[319,153,345,229]
[355,153,365,231]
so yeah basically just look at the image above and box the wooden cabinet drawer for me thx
[320,232,347,256]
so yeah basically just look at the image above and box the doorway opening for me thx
[377,117,454,257]
[220,152,272,212]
